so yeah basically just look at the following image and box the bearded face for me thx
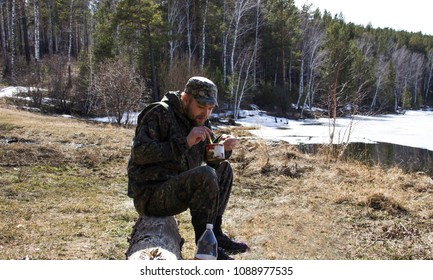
[183,95,214,126]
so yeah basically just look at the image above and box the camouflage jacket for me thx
[127,91,226,198]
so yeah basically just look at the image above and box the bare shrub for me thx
[92,58,148,125]
[14,57,36,86]
[43,55,72,113]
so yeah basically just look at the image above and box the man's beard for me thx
[184,100,206,126]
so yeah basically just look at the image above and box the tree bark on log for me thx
[126,215,183,260]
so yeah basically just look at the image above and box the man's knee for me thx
[188,166,219,195]
[195,165,219,182]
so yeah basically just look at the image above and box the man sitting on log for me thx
[127,76,249,260]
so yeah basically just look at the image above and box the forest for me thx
[1,0,433,124]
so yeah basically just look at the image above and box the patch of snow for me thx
[3,87,432,152]
[236,109,433,151]
[0,86,47,98]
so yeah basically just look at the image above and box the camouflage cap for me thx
[184,76,218,106]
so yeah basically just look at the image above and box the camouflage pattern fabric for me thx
[184,76,218,106]
[127,91,233,233]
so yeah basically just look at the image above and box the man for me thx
[127,76,249,260]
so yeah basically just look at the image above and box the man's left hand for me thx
[220,134,237,151]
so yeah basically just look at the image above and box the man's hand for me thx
[219,134,237,151]
[187,126,212,147]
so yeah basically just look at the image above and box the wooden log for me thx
[126,215,183,260]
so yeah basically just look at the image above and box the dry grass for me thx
[1,105,432,260]
[223,142,433,260]
[0,106,136,259]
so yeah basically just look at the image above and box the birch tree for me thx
[233,43,256,120]
[407,52,425,107]
[47,0,54,55]
[227,0,256,117]
[297,3,325,111]
[425,49,433,103]
[184,0,195,71]
[18,0,30,63]
[391,46,411,111]
[222,0,234,84]
[201,0,208,69]
[347,33,376,109]
[0,0,9,78]
[371,54,389,109]
[34,0,40,81]
[252,0,261,89]
[67,0,75,87]
[165,0,185,70]
[11,0,16,84]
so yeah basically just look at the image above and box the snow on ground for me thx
[0,86,46,98]
[235,109,433,152]
[2,86,432,152]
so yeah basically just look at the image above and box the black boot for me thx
[217,247,234,260]
[214,216,250,254]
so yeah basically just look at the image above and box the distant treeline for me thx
[1,0,433,123]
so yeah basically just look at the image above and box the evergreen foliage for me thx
[1,0,433,117]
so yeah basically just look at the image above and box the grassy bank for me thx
[0,105,432,260]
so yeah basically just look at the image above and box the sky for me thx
[294,0,433,36]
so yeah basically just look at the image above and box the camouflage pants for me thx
[133,161,233,234]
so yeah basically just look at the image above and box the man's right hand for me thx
[187,126,212,147]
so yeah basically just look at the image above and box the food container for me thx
[205,143,225,163]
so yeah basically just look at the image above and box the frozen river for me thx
[236,110,433,152]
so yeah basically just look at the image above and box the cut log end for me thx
[128,247,179,260]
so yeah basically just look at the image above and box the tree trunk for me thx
[11,0,16,84]
[371,76,381,109]
[126,215,183,260]
[297,51,304,108]
[34,0,40,80]
[18,0,30,63]
[185,0,192,70]
[425,51,433,102]
[167,0,183,71]
[47,0,54,55]
[200,0,208,69]
[280,28,287,113]
[67,0,74,88]
[148,33,159,102]
[253,0,260,89]
[222,6,232,84]
[0,0,10,77]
